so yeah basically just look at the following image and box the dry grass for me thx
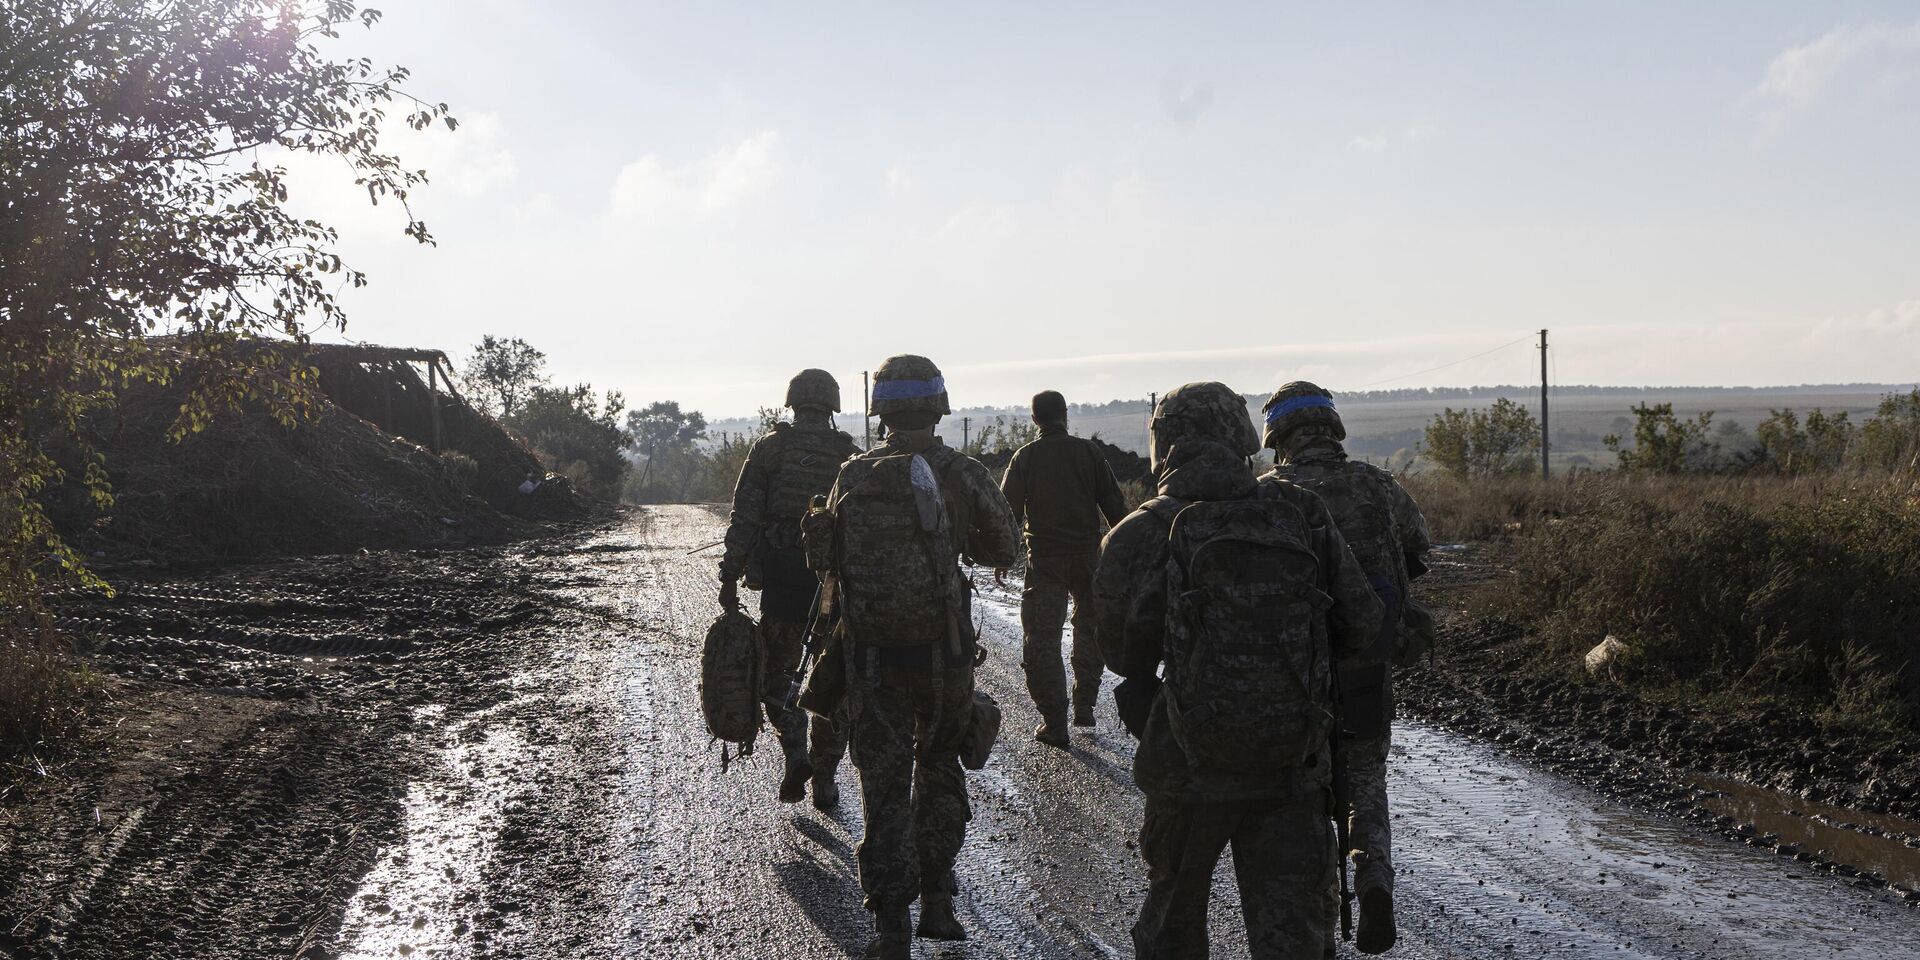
[1,607,96,763]
[1413,470,1920,734]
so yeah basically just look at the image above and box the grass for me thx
[1407,470,1920,736]
[1,607,98,770]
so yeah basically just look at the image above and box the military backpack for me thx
[764,425,859,528]
[1268,464,1417,667]
[700,608,762,768]
[830,445,965,647]
[1146,489,1334,773]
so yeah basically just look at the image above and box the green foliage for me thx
[963,415,1038,457]
[1420,398,1539,480]
[1856,389,1920,473]
[1604,403,1715,473]
[506,385,627,499]
[460,335,547,418]
[2,0,441,749]
[622,401,711,503]
[1754,408,1854,475]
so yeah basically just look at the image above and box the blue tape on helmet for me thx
[871,376,945,401]
[1264,394,1334,424]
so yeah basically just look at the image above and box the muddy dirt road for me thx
[6,505,1918,959]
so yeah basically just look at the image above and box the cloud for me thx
[609,130,782,220]
[1161,75,1214,126]
[1346,122,1441,154]
[1753,22,1920,125]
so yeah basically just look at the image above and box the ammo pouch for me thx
[743,528,768,591]
[962,690,1002,770]
[1335,660,1391,741]
[798,631,848,720]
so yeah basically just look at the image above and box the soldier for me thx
[996,389,1128,747]
[1258,381,1431,955]
[1093,381,1382,960]
[818,355,1019,959]
[717,369,862,809]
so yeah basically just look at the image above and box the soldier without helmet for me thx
[995,389,1128,747]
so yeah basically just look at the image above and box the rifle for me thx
[1331,687,1355,943]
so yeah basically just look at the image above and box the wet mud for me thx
[3,507,1916,958]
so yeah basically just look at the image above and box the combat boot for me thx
[862,905,912,960]
[1355,887,1396,954]
[775,709,813,804]
[1034,720,1069,750]
[916,890,967,940]
[1072,706,1096,727]
[811,771,839,810]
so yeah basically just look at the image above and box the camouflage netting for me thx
[48,344,587,565]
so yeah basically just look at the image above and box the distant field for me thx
[707,384,1907,470]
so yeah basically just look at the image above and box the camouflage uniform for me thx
[719,372,861,802]
[1000,419,1128,732]
[1093,382,1382,960]
[1258,380,1432,954]
[825,356,1020,954]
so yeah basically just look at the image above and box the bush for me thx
[1422,398,1539,480]
[506,385,628,500]
[1605,403,1716,473]
[1478,473,1920,734]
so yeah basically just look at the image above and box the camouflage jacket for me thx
[1260,445,1432,598]
[719,419,861,582]
[1093,439,1382,802]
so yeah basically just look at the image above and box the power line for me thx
[1350,334,1536,390]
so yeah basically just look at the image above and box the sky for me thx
[284,1,1920,418]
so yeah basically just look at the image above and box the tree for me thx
[1421,399,1539,480]
[1605,403,1715,474]
[626,401,709,469]
[1755,408,1854,475]
[1856,389,1920,473]
[3,0,443,590]
[461,336,547,418]
[507,385,627,498]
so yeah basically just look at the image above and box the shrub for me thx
[1605,403,1716,473]
[1421,398,1539,480]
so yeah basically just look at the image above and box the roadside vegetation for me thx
[1406,389,1920,739]
[2,1,445,756]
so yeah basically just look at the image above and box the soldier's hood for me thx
[1156,440,1257,501]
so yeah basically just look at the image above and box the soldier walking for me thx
[716,369,862,808]
[1093,382,1382,959]
[996,390,1128,747]
[814,355,1020,959]
[1258,381,1432,955]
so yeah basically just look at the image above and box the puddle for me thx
[1689,772,1920,889]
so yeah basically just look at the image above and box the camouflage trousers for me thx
[1132,793,1336,960]
[1019,550,1104,720]
[760,617,847,772]
[846,643,975,912]
[1334,664,1393,897]
[1335,732,1392,896]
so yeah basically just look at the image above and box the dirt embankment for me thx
[1404,544,1920,903]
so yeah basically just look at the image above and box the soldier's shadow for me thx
[774,815,868,955]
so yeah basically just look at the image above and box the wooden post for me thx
[863,370,872,449]
[428,360,444,453]
[962,416,971,451]
[1539,329,1550,479]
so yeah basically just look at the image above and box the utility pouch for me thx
[798,629,848,720]
[961,690,1002,770]
[1395,597,1437,667]
[743,529,768,591]
[1335,660,1391,740]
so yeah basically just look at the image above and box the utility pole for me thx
[962,416,971,451]
[1539,329,1550,480]
[862,371,872,450]
[1148,392,1157,450]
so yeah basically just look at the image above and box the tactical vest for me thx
[1145,487,1334,773]
[762,424,859,547]
[830,445,967,647]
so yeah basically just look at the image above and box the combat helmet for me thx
[1150,381,1260,468]
[785,368,841,412]
[1260,380,1346,451]
[870,354,951,419]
